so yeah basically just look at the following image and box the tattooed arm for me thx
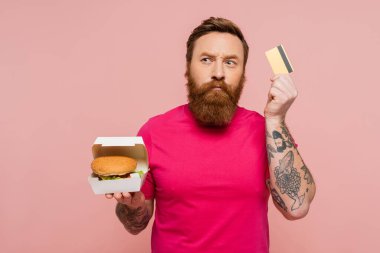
[106,192,154,235]
[265,119,316,220]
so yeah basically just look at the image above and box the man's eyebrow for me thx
[200,52,240,60]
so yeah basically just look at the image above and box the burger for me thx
[91,155,137,180]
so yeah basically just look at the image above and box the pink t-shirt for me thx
[137,104,270,253]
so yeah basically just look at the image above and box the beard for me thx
[185,67,245,128]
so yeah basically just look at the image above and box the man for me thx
[106,17,316,253]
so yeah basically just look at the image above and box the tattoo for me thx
[272,130,286,153]
[275,122,295,151]
[301,164,315,185]
[116,203,151,235]
[274,151,305,211]
[266,128,275,164]
[266,144,277,164]
[280,122,296,147]
[294,148,315,185]
[267,180,288,212]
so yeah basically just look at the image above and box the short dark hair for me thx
[186,17,249,69]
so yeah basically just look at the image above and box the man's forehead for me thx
[193,32,244,58]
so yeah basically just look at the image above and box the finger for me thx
[272,80,293,98]
[270,73,291,81]
[269,86,288,103]
[120,192,133,206]
[276,75,297,96]
[105,193,114,199]
[270,85,287,97]
[122,192,131,198]
[114,192,123,200]
[114,192,132,205]
[270,75,281,82]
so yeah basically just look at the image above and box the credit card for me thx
[265,44,294,74]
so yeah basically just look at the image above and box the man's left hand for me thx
[264,74,298,122]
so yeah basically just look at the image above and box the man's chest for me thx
[150,127,268,200]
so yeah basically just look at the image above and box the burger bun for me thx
[91,156,137,176]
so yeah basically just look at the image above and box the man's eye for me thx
[201,58,211,63]
[226,60,236,66]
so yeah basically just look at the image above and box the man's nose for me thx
[212,60,225,80]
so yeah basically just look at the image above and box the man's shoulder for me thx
[142,104,187,127]
[150,104,185,120]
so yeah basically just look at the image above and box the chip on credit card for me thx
[265,44,294,74]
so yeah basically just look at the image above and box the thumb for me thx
[270,75,281,82]
[267,90,274,103]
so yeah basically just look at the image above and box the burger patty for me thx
[92,173,132,180]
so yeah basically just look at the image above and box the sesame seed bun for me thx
[91,156,137,176]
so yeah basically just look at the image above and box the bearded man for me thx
[106,16,316,253]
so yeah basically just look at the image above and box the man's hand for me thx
[264,74,298,122]
[105,192,146,210]
[106,192,153,235]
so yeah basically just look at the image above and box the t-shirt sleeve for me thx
[137,121,155,200]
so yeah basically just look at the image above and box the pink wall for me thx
[1,0,379,252]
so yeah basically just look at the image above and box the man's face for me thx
[185,32,246,127]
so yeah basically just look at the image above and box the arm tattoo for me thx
[266,129,272,138]
[280,122,296,148]
[267,144,277,165]
[277,121,315,185]
[266,120,315,212]
[274,151,305,211]
[301,164,315,185]
[267,180,288,212]
[266,128,277,165]
[116,203,151,235]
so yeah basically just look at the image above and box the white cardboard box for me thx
[88,137,149,194]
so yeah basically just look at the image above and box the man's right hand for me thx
[106,191,154,234]
[105,191,146,210]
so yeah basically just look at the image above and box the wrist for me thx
[265,116,285,125]
[124,202,146,212]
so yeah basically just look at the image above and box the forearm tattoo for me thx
[116,203,151,235]
[266,143,276,165]
[266,121,314,211]
[297,149,315,185]
[266,180,288,212]
[274,151,305,211]
[301,164,314,185]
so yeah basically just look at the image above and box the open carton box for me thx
[88,137,149,194]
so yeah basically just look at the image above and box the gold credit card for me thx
[265,44,294,74]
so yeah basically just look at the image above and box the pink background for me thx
[1,0,379,252]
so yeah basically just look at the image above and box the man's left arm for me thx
[264,74,316,220]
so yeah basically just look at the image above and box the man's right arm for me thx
[116,199,154,235]
[106,192,154,235]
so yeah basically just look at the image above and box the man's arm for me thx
[265,119,316,220]
[116,198,154,235]
[106,192,154,235]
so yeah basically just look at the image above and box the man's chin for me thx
[189,100,237,127]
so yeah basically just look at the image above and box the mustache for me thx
[198,80,230,94]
